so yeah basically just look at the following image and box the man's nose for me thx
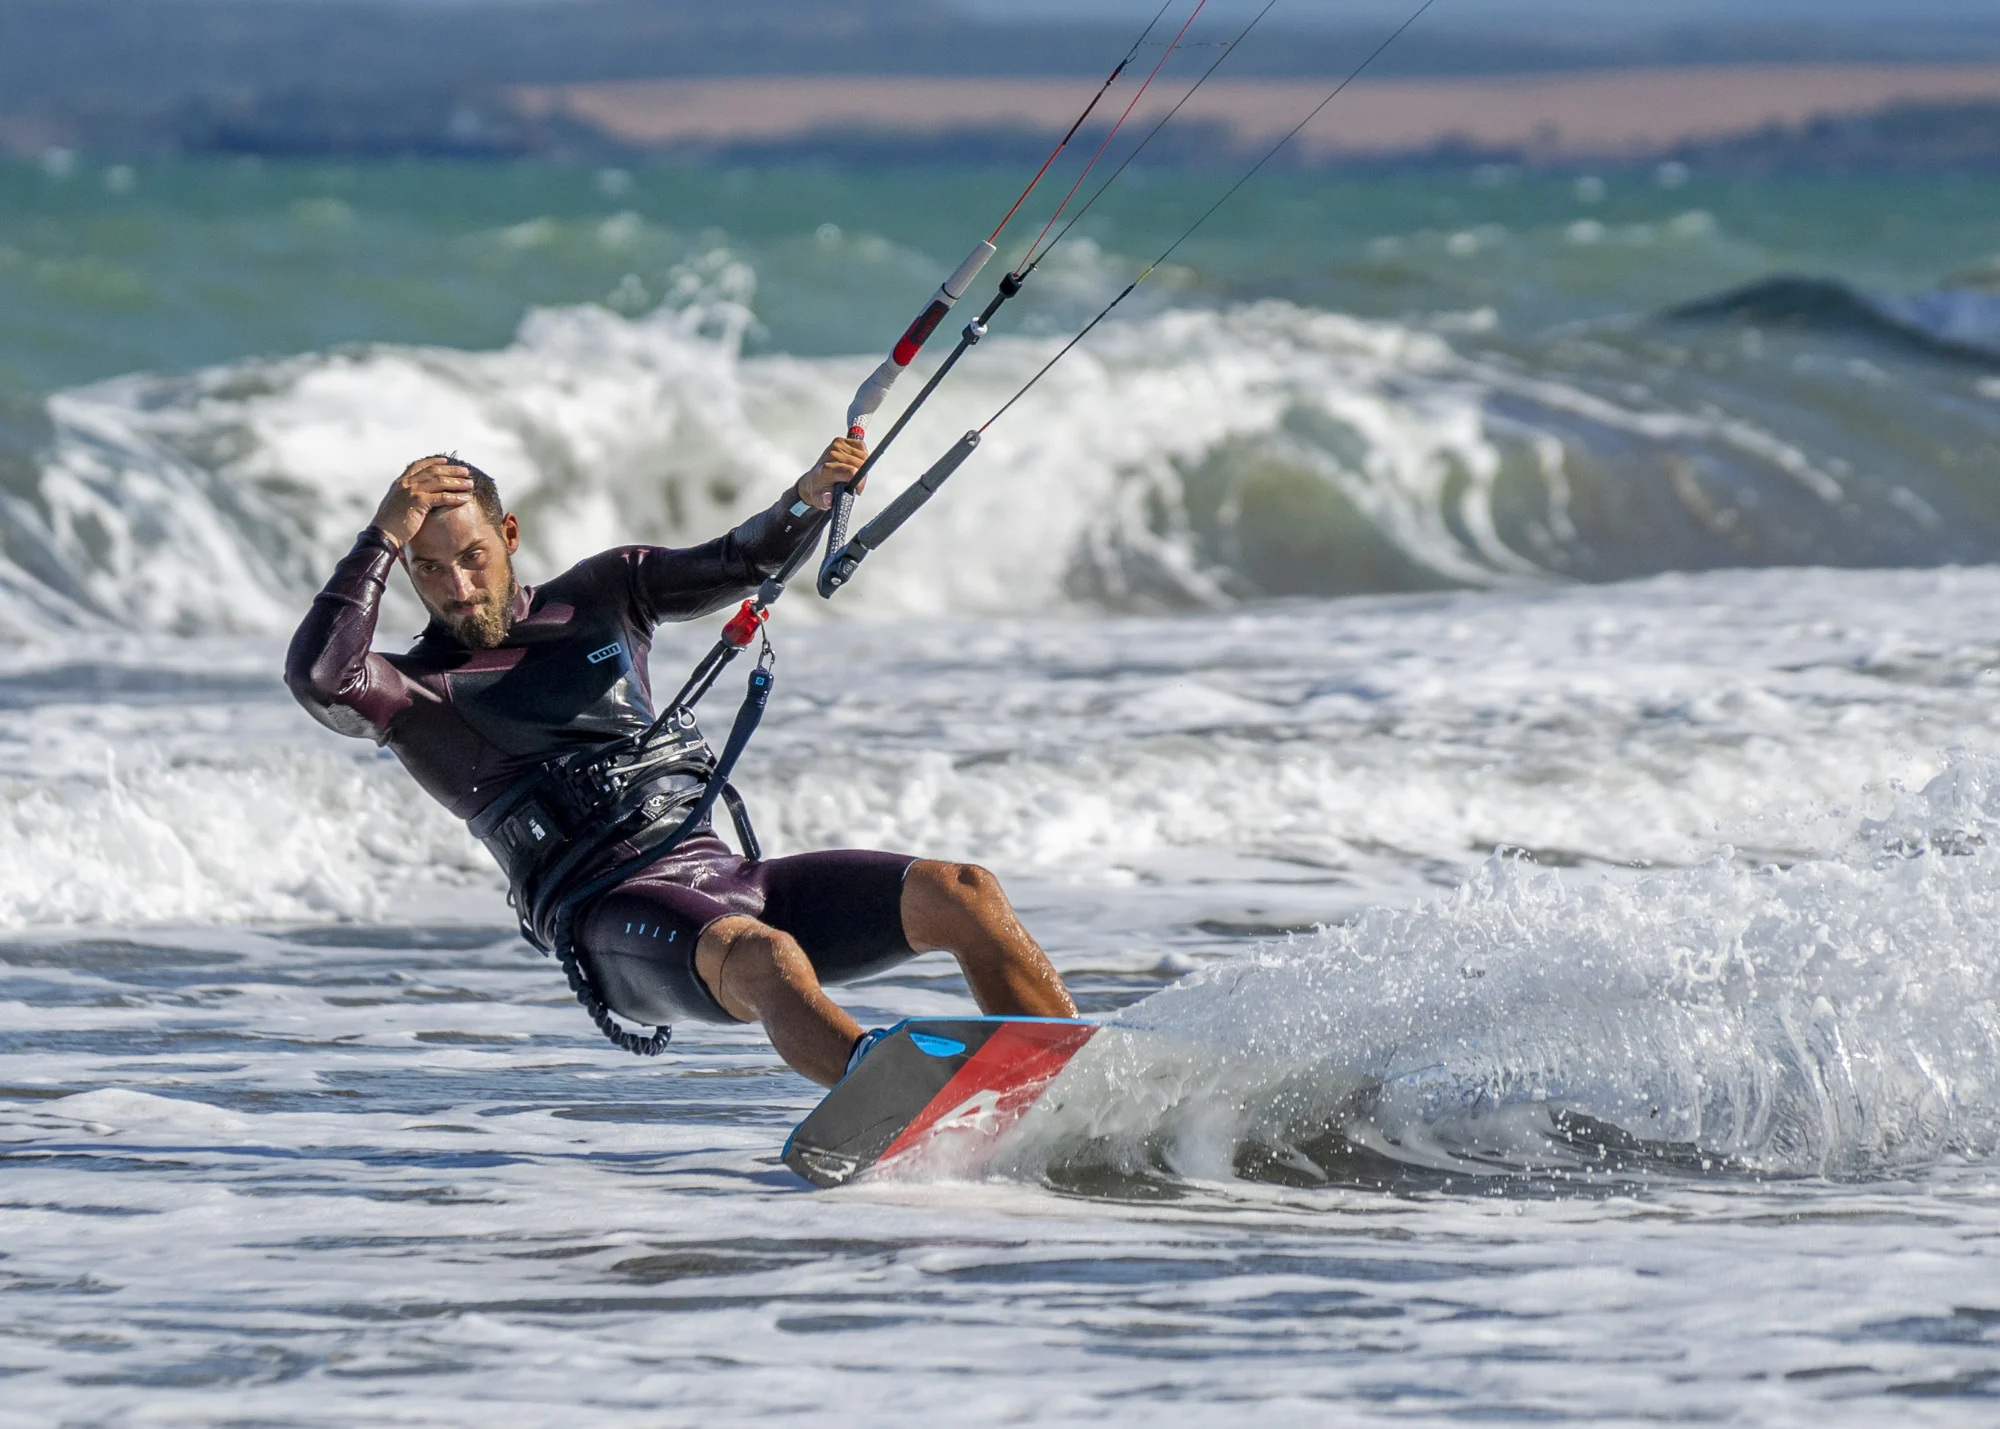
[445,566,480,601]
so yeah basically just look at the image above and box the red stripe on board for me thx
[878,1022,1096,1168]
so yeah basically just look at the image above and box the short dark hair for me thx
[430,453,506,530]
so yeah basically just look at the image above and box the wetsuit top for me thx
[283,482,825,823]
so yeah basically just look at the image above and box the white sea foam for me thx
[0,638,481,926]
[3,565,1998,951]
[1005,757,2000,1183]
[8,285,1954,639]
[0,740,482,925]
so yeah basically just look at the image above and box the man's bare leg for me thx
[900,860,1079,1018]
[694,862,1076,1088]
[696,916,858,1087]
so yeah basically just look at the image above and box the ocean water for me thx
[4,155,2000,1423]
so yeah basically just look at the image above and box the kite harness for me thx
[490,544,806,1054]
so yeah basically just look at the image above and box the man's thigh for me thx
[574,877,742,1025]
[754,847,921,985]
[576,844,921,1024]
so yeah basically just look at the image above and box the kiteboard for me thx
[783,1017,1096,1188]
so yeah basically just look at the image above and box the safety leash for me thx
[544,645,775,1056]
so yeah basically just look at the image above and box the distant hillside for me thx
[1668,100,2000,175]
[4,0,2000,163]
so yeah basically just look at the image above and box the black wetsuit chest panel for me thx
[288,503,828,830]
[375,570,664,816]
[444,621,650,758]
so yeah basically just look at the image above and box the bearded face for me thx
[403,500,523,649]
[425,565,519,648]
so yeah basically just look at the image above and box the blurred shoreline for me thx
[5,64,1999,173]
[5,0,2000,171]
[514,64,2000,166]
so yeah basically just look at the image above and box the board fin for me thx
[784,1017,1095,1188]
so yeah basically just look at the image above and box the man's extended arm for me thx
[628,437,864,623]
[626,485,828,624]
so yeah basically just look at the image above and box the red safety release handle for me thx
[721,599,768,647]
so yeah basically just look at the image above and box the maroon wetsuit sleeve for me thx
[284,528,423,742]
[628,481,829,625]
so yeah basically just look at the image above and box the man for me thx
[286,440,1077,1086]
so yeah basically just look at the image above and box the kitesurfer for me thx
[285,445,1077,1086]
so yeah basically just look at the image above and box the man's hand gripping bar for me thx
[817,431,982,598]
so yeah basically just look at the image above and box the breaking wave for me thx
[1001,755,2000,1186]
[6,267,2000,637]
[1668,274,2000,366]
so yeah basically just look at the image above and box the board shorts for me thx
[572,833,920,1026]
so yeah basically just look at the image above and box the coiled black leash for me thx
[557,926,672,1056]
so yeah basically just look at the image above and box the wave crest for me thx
[8,283,2000,636]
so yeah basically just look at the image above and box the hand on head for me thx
[374,455,520,649]
[796,435,869,511]
[371,455,475,550]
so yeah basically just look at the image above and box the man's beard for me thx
[430,574,518,649]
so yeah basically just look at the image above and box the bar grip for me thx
[825,479,855,567]
[817,431,981,599]
[843,240,996,436]
[940,240,997,301]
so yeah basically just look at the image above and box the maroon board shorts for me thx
[573,833,920,1026]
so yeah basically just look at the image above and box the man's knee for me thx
[903,860,1018,955]
[697,917,818,1021]
[910,859,1005,914]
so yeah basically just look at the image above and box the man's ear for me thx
[500,512,520,553]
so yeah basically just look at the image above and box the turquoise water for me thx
[5,157,1998,392]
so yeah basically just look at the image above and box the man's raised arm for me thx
[284,457,469,739]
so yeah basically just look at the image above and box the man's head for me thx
[403,459,521,649]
